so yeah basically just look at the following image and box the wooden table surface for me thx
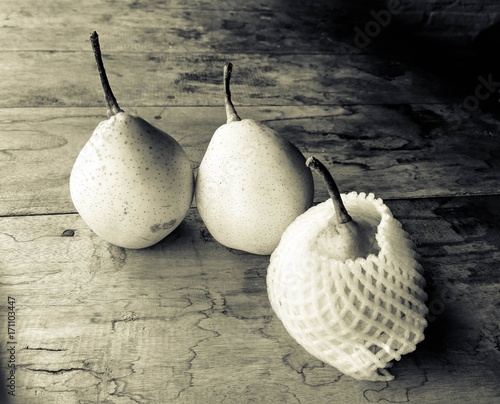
[1,1,500,403]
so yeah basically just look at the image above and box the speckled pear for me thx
[195,63,314,255]
[69,32,194,249]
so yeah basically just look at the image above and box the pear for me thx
[69,32,194,249]
[267,156,428,381]
[195,62,314,255]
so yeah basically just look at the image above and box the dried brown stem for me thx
[90,31,123,116]
[306,156,352,224]
[224,62,241,123]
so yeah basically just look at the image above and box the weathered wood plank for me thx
[1,1,499,403]
[2,50,461,109]
[2,104,500,216]
[1,2,354,53]
[2,0,499,52]
[2,0,496,116]
[0,196,499,403]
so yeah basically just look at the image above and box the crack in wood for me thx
[24,346,67,352]
[25,366,104,376]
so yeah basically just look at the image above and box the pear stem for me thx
[224,62,241,123]
[90,31,123,116]
[306,156,352,224]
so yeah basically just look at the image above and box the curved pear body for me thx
[195,119,314,255]
[70,112,194,249]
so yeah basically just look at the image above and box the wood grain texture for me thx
[2,104,500,216]
[2,0,495,110]
[2,0,500,402]
[2,50,465,109]
[3,0,499,52]
[0,197,499,403]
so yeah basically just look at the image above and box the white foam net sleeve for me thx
[267,192,428,381]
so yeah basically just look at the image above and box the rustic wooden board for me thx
[2,0,500,402]
[2,104,500,216]
[0,196,499,403]
[2,50,462,109]
[1,2,360,53]
[3,0,499,52]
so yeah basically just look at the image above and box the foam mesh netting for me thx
[267,192,428,381]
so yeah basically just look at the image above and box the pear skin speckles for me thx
[70,112,194,249]
[195,118,314,255]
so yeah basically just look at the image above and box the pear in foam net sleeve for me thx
[266,156,428,381]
